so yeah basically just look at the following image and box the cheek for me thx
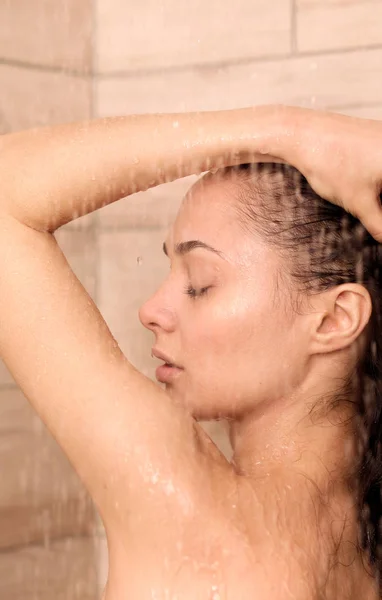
[188,287,264,359]
[190,279,288,371]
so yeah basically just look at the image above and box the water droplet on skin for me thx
[151,472,159,484]
[164,479,175,495]
[211,586,220,600]
[172,120,179,128]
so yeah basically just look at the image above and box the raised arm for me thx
[1,106,381,238]
[0,106,290,233]
[0,105,380,536]
[0,106,295,533]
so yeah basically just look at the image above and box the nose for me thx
[139,287,177,334]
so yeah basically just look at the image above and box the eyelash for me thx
[183,284,210,299]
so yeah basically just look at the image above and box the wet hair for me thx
[225,163,382,592]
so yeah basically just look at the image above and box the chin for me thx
[166,386,227,421]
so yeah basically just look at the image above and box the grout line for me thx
[0,382,19,391]
[2,42,382,81]
[89,0,96,120]
[97,224,170,233]
[95,43,382,80]
[291,0,298,54]
[93,51,290,80]
[0,57,92,78]
[0,533,97,555]
[91,0,98,120]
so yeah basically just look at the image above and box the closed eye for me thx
[183,285,210,299]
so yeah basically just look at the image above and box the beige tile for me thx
[331,104,382,120]
[96,48,382,116]
[95,533,109,596]
[0,388,96,549]
[297,0,382,52]
[0,496,95,551]
[298,0,374,5]
[0,65,91,134]
[96,0,291,73]
[0,0,93,72]
[0,537,98,600]
[53,228,98,299]
[94,514,106,536]
[56,213,95,232]
[98,229,169,378]
[199,420,233,461]
[0,228,96,393]
[97,175,197,229]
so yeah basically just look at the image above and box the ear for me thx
[308,284,372,355]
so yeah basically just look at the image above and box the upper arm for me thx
[0,215,209,526]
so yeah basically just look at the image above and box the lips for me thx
[151,348,183,369]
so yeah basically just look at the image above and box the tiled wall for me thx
[0,1,99,598]
[0,0,93,133]
[1,1,382,597]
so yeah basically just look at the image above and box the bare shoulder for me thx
[101,451,290,599]
[102,519,317,600]
[103,525,275,600]
[102,439,379,600]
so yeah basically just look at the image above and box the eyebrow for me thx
[162,239,226,259]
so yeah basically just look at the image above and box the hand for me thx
[290,109,382,242]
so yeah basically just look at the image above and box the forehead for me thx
[168,174,245,252]
[164,172,276,271]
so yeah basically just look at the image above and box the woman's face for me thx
[139,172,307,420]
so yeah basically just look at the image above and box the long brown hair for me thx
[228,162,382,593]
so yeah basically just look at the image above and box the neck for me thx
[228,373,356,486]
[227,383,372,597]
[224,360,381,598]
[228,376,360,542]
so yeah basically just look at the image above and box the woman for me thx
[0,105,381,599]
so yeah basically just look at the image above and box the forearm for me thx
[0,105,299,233]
